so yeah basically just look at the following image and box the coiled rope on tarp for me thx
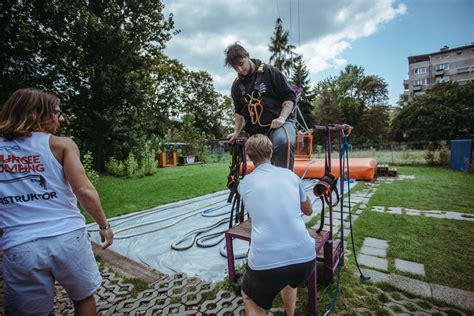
[87,190,229,232]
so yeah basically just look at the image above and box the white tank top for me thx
[0,132,85,250]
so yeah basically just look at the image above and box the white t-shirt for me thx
[238,163,316,270]
[0,132,85,250]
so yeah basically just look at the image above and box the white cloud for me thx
[163,0,406,94]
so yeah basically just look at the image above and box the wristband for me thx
[278,116,286,121]
[99,222,111,230]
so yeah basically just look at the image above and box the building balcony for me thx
[413,85,422,91]
[435,69,445,76]
[403,80,409,89]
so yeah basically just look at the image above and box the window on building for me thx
[457,67,469,74]
[414,67,427,74]
[435,63,449,71]
[435,76,450,83]
[413,79,428,86]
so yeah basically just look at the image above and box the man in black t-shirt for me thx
[224,43,297,170]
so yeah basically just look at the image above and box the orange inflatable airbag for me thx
[244,158,377,180]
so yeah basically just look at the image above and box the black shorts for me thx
[241,259,315,310]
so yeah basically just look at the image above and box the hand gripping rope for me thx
[322,126,369,316]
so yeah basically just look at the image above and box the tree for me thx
[313,89,342,125]
[391,82,474,141]
[268,18,295,76]
[358,105,390,144]
[1,1,177,170]
[181,70,232,139]
[290,55,315,129]
[313,65,390,143]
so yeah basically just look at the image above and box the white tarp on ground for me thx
[88,179,356,282]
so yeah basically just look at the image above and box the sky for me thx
[162,0,474,106]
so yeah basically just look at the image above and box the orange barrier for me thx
[159,151,177,168]
[245,158,377,180]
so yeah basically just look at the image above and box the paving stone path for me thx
[370,206,474,221]
[357,237,425,276]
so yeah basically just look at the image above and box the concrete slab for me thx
[389,273,431,298]
[357,254,388,270]
[372,206,385,213]
[360,245,387,258]
[363,237,389,250]
[424,213,446,219]
[348,214,359,222]
[405,209,421,216]
[445,211,474,221]
[386,207,402,215]
[431,283,474,311]
[424,210,444,214]
[395,259,425,276]
[359,268,390,283]
[359,204,367,209]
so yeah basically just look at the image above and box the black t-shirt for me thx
[231,59,296,135]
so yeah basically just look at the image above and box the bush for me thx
[438,146,450,166]
[423,144,450,166]
[105,157,126,177]
[83,151,99,185]
[125,152,139,177]
[140,148,158,176]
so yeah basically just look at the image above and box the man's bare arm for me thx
[52,136,114,249]
[270,100,294,129]
[227,113,245,141]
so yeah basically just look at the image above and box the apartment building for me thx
[402,43,474,103]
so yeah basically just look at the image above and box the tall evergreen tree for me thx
[290,55,315,129]
[268,18,295,76]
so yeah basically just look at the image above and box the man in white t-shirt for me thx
[238,134,316,316]
[0,88,113,315]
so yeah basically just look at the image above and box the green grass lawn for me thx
[354,212,474,291]
[90,163,228,221]
[370,166,474,213]
[355,166,474,291]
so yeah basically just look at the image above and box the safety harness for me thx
[226,138,247,228]
[237,63,270,128]
[313,126,340,233]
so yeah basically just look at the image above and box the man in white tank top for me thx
[0,88,114,315]
[238,134,316,316]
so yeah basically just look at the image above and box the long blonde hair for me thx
[0,88,60,140]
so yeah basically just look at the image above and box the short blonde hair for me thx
[246,134,272,164]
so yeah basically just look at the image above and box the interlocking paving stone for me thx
[395,258,425,276]
[357,254,388,270]
[363,237,388,250]
[360,245,387,258]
